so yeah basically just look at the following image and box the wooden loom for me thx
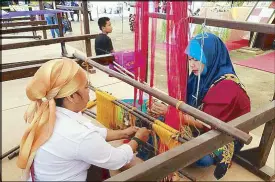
[1,1,275,181]
[73,51,274,181]
[1,54,274,181]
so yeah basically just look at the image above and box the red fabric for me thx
[202,80,251,132]
[164,1,189,130]
[134,1,149,107]
[148,1,159,109]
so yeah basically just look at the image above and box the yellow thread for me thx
[193,118,201,136]
[154,120,178,134]
[95,90,117,129]
[152,123,180,150]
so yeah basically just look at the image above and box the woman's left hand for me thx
[122,126,139,139]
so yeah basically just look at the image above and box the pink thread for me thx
[165,1,189,130]
[134,1,149,108]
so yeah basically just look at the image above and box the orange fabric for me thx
[17,58,87,178]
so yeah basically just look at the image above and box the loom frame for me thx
[77,54,275,181]
[1,2,275,181]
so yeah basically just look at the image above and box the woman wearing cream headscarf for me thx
[17,58,150,181]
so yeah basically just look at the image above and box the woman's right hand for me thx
[134,127,151,142]
[150,102,168,116]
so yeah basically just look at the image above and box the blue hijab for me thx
[186,33,236,108]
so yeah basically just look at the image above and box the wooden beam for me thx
[0,25,59,34]
[1,57,76,82]
[1,20,47,27]
[149,13,275,35]
[88,53,114,63]
[233,92,275,181]
[56,13,68,56]
[75,52,252,144]
[0,35,41,39]
[82,1,92,57]
[1,54,111,70]
[1,64,42,82]
[1,57,74,69]
[39,0,47,39]
[56,5,83,11]
[0,17,33,21]
[30,15,38,37]
[105,101,275,181]
[1,34,98,51]
[0,54,104,82]
[257,119,275,168]
[88,53,114,65]
[234,154,275,181]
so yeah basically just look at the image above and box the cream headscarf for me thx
[17,58,87,178]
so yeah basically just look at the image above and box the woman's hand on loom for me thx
[183,114,204,129]
[122,126,139,139]
[127,128,150,153]
[134,127,151,142]
[150,102,168,116]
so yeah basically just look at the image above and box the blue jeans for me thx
[195,155,215,167]
[45,15,65,38]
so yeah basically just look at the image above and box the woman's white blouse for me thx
[29,107,133,181]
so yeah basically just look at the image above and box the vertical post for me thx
[57,13,68,56]
[38,0,47,39]
[82,1,92,57]
[257,119,275,168]
[256,92,275,168]
[30,15,37,37]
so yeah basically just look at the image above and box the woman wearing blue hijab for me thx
[152,33,251,179]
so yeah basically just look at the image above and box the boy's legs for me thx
[70,12,75,21]
[45,16,56,38]
[52,15,66,37]
[88,11,93,21]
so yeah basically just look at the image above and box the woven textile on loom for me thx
[133,1,189,130]
[131,1,189,180]
[95,89,182,152]
[96,90,130,129]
